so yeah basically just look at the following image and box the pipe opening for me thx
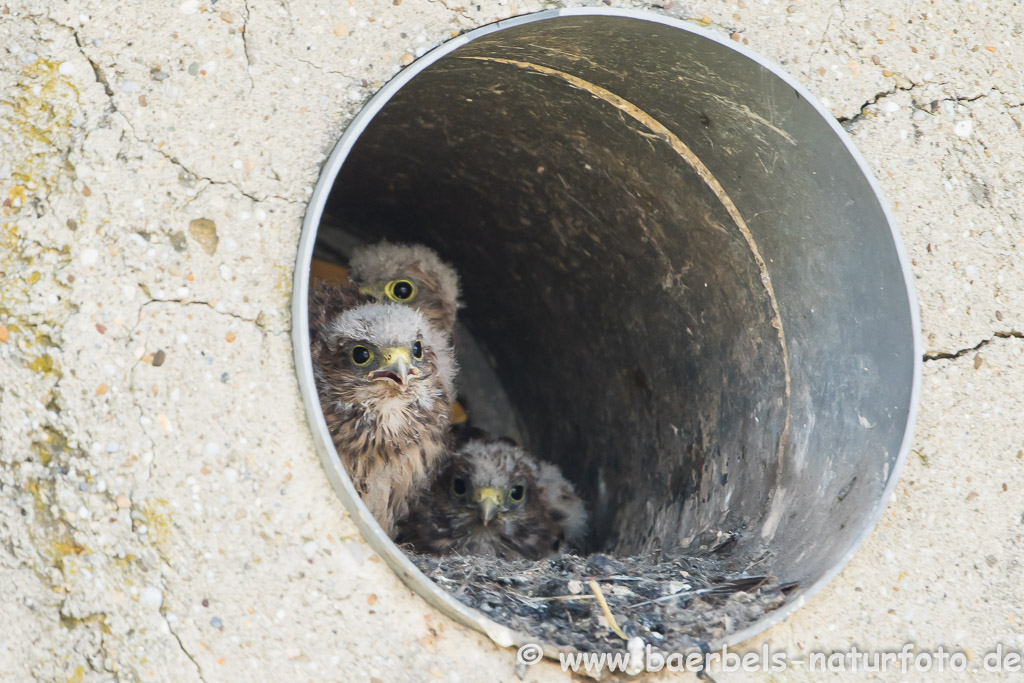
[298,9,919,654]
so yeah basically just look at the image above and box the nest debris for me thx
[409,549,798,654]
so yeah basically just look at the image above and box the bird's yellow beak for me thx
[368,346,420,387]
[473,488,502,526]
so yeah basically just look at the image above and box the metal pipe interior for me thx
[314,13,917,589]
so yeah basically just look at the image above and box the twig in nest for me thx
[528,595,598,602]
[504,590,598,605]
[504,590,542,604]
[628,576,771,609]
[588,579,628,640]
[588,575,644,582]
[629,587,702,609]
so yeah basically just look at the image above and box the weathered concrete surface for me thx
[0,0,1021,681]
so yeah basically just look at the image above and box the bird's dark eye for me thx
[451,477,467,498]
[509,484,525,503]
[411,340,423,360]
[351,345,373,366]
[386,279,416,302]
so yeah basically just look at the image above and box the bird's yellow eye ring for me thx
[509,484,526,503]
[411,339,423,360]
[351,345,374,366]
[385,279,417,302]
[451,476,467,498]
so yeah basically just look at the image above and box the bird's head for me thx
[324,303,455,401]
[349,339,423,390]
[446,440,536,529]
[347,241,462,334]
[398,439,588,559]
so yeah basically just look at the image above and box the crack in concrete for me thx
[161,606,208,683]
[125,296,263,394]
[52,18,299,206]
[943,91,992,105]
[240,0,257,94]
[839,83,1001,128]
[68,25,114,99]
[910,90,994,118]
[114,377,205,682]
[809,1,844,69]
[128,394,158,482]
[113,111,300,206]
[923,331,1024,361]
[425,0,473,22]
[120,469,208,682]
[57,604,113,676]
[838,82,921,126]
[286,52,356,81]
[139,297,264,326]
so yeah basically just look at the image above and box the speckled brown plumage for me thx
[308,280,371,350]
[397,439,588,559]
[310,286,456,536]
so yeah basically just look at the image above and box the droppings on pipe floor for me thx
[409,550,797,654]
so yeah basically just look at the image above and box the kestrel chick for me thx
[397,440,588,559]
[312,301,456,536]
[347,241,462,336]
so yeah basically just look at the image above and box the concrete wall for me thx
[1,0,1021,680]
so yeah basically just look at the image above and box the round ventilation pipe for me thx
[293,7,920,655]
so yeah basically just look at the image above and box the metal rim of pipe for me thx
[291,7,923,657]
